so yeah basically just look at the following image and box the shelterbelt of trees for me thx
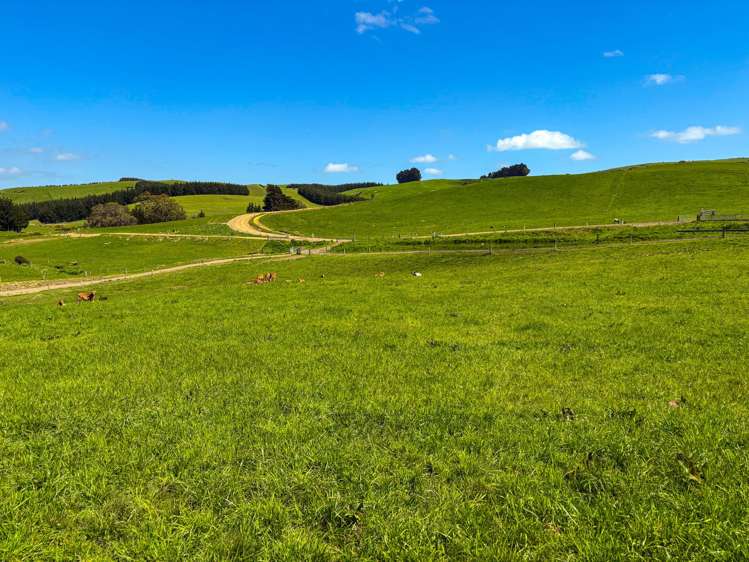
[18,181,250,223]
[287,183,382,206]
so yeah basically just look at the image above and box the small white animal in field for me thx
[412,272,423,278]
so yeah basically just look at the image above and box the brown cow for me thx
[252,272,278,285]
[77,292,96,303]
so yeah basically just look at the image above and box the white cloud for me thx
[415,7,440,25]
[325,162,359,173]
[447,153,457,160]
[0,166,22,176]
[29,147,44,154]
[0,121,8,132]
[571,150,596,161]
[355,12,390,34]
[356,5,439,35]
[489,130,584,152]
[645,73,684,86]
[651,125,741,144]
[410,153,438,164]
[603,49,624,58]
[424,168,443,176]
[55,152,81,161]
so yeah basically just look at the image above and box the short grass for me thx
[95,216,241,236]
[0,181,136,204]
[333,222,749,253]
[0,235,267,283]
[155,186,266,218]
[1,239,747,559]
[262,159,749,238]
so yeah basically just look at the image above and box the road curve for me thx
[227,212,344,242]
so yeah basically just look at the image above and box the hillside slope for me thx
[262,159,749,238]
[0,181,137,203]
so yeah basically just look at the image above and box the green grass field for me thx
[0,236,267,283]
[0,181,137,204]
[262,159,749,238]
[1,239,748,559]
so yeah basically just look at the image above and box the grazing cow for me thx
[77,292,96,303]
[253,272,278,285]
[412,272,423,278]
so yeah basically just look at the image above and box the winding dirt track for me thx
[0,254,299,298]
[226,211,343,242]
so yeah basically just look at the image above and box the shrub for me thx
[15,255,30,266]
[481,163,531,180]
[86,202,137,228]
[197,210,206,218]
[247,202,263,213]
[0,197,29,232]
[396,168,422,184]
[131,194,187,224]
[263,185,302,212]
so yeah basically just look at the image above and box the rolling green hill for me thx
[0,181,137,204]
[262,159,749,238]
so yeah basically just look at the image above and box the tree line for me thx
[263,185,302,212]
[0,197,29,232]
[18,180,249,223]
[481,163,530,179]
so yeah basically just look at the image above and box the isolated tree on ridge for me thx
[397,168,422,184]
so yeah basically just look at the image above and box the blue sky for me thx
[1,0,748,187]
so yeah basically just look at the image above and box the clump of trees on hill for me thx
[481,163,530,179]
[397,168,422,184]
[131,193,187,224]
[86,202,137,227]
[0,197,29,232]
[86,194,186,227]
[263,185,302,212]
[19,180,249,223]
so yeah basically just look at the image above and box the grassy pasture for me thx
[0,235,267,283]
[1,239,747,559]
[0,181,136,204]
[262,159,749,238]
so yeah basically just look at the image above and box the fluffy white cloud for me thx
[571,150,596,161]
[424,168,443,176]
[325,162,359,173]
[489,130,584,152]
[355,5,439,34]
[0,121,8,132]
[603,49,624,58]
[645,73,683,86]
[410,153,438,164]
[651,125,741,144]
[55,152,81,161]
[0,166,22,176]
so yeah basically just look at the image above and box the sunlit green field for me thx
[263,159,749,238]
[0,181,136,203]
[1,239,747,559]
[0,235,267,282]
